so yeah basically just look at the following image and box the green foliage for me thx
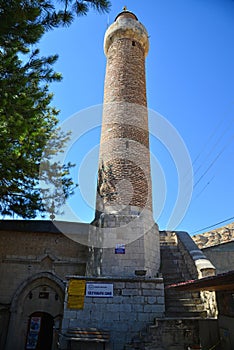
[0,0,111,218]
[0,47,73,218]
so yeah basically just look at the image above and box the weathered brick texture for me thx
[97,12,152,212]
[104,38,147,105]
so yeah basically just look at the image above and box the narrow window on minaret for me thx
[132,41,136,46]
[126,141,129,149]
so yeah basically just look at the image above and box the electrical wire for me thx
[191,216,234,235]
[182,114,234,195]
[192,117,226,167]
[193,175,215,200]
[193,119,234,177]
[193,133,234,189]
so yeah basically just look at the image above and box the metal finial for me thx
[123,6,127,11]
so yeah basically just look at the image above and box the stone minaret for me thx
[87,9,160,277]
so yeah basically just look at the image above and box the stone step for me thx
[165,290,201,298]
[161,260,182,267]
[163,268,190,274]
[165,295,203,306]
[165,294,201,300]
[160,245,179,251]
[160,241,177,246]
[166,303,205,312]
[166,298,203,306]
[163,277,185,284]
[161,258,180,264]
[161,263,180,269]
[163,271,182,277]
[165,291,199,299]
[161,256,181,262]
[161,249,181,255]
[160,252,182,259]
[165,310,206,318]
[161,266,180,272]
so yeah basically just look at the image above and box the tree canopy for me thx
[0,0,111,218]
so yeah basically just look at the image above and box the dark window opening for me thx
[132,41,136,46]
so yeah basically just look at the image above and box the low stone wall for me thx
[175,231,218,318]
[60,276,165,350]
[176,231,216,279]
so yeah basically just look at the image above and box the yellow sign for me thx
[67,280,86,309]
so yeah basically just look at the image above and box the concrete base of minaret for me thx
[86,206,161,278]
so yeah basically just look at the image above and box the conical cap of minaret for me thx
[104,10,149,58]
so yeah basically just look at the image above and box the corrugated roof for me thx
[166,270,234,292]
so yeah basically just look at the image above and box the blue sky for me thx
[39,0,234,234]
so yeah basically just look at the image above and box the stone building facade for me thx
[193,222,234,251]
[0,220,88,350]
[0,221,220,350]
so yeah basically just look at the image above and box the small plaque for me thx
[115,243,125,254]
[39,292,49,299]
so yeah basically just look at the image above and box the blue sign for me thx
[115,244,125,254]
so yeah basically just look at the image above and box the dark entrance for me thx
[25,312,54,350]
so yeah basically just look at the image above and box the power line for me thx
[193,107,234,168]
[193,175,215,200]
[183,113,234,191]
[193,119,234,177]
[193,133,234,189]
[192,118,225,168]
[191,216,234,235]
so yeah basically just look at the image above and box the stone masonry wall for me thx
[86,209,160,278]
[175,231,218,319]
[61,277,165,350]
[0,221,88,350]
[176,231,216,279]
[0,229,87,305]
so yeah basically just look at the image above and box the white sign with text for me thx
[86,283,113,297]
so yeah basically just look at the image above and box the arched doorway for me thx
[25,312,54,350]
[5,273,64,350]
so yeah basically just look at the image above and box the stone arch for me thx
[5,272,65,350]
[10,272,65,313]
